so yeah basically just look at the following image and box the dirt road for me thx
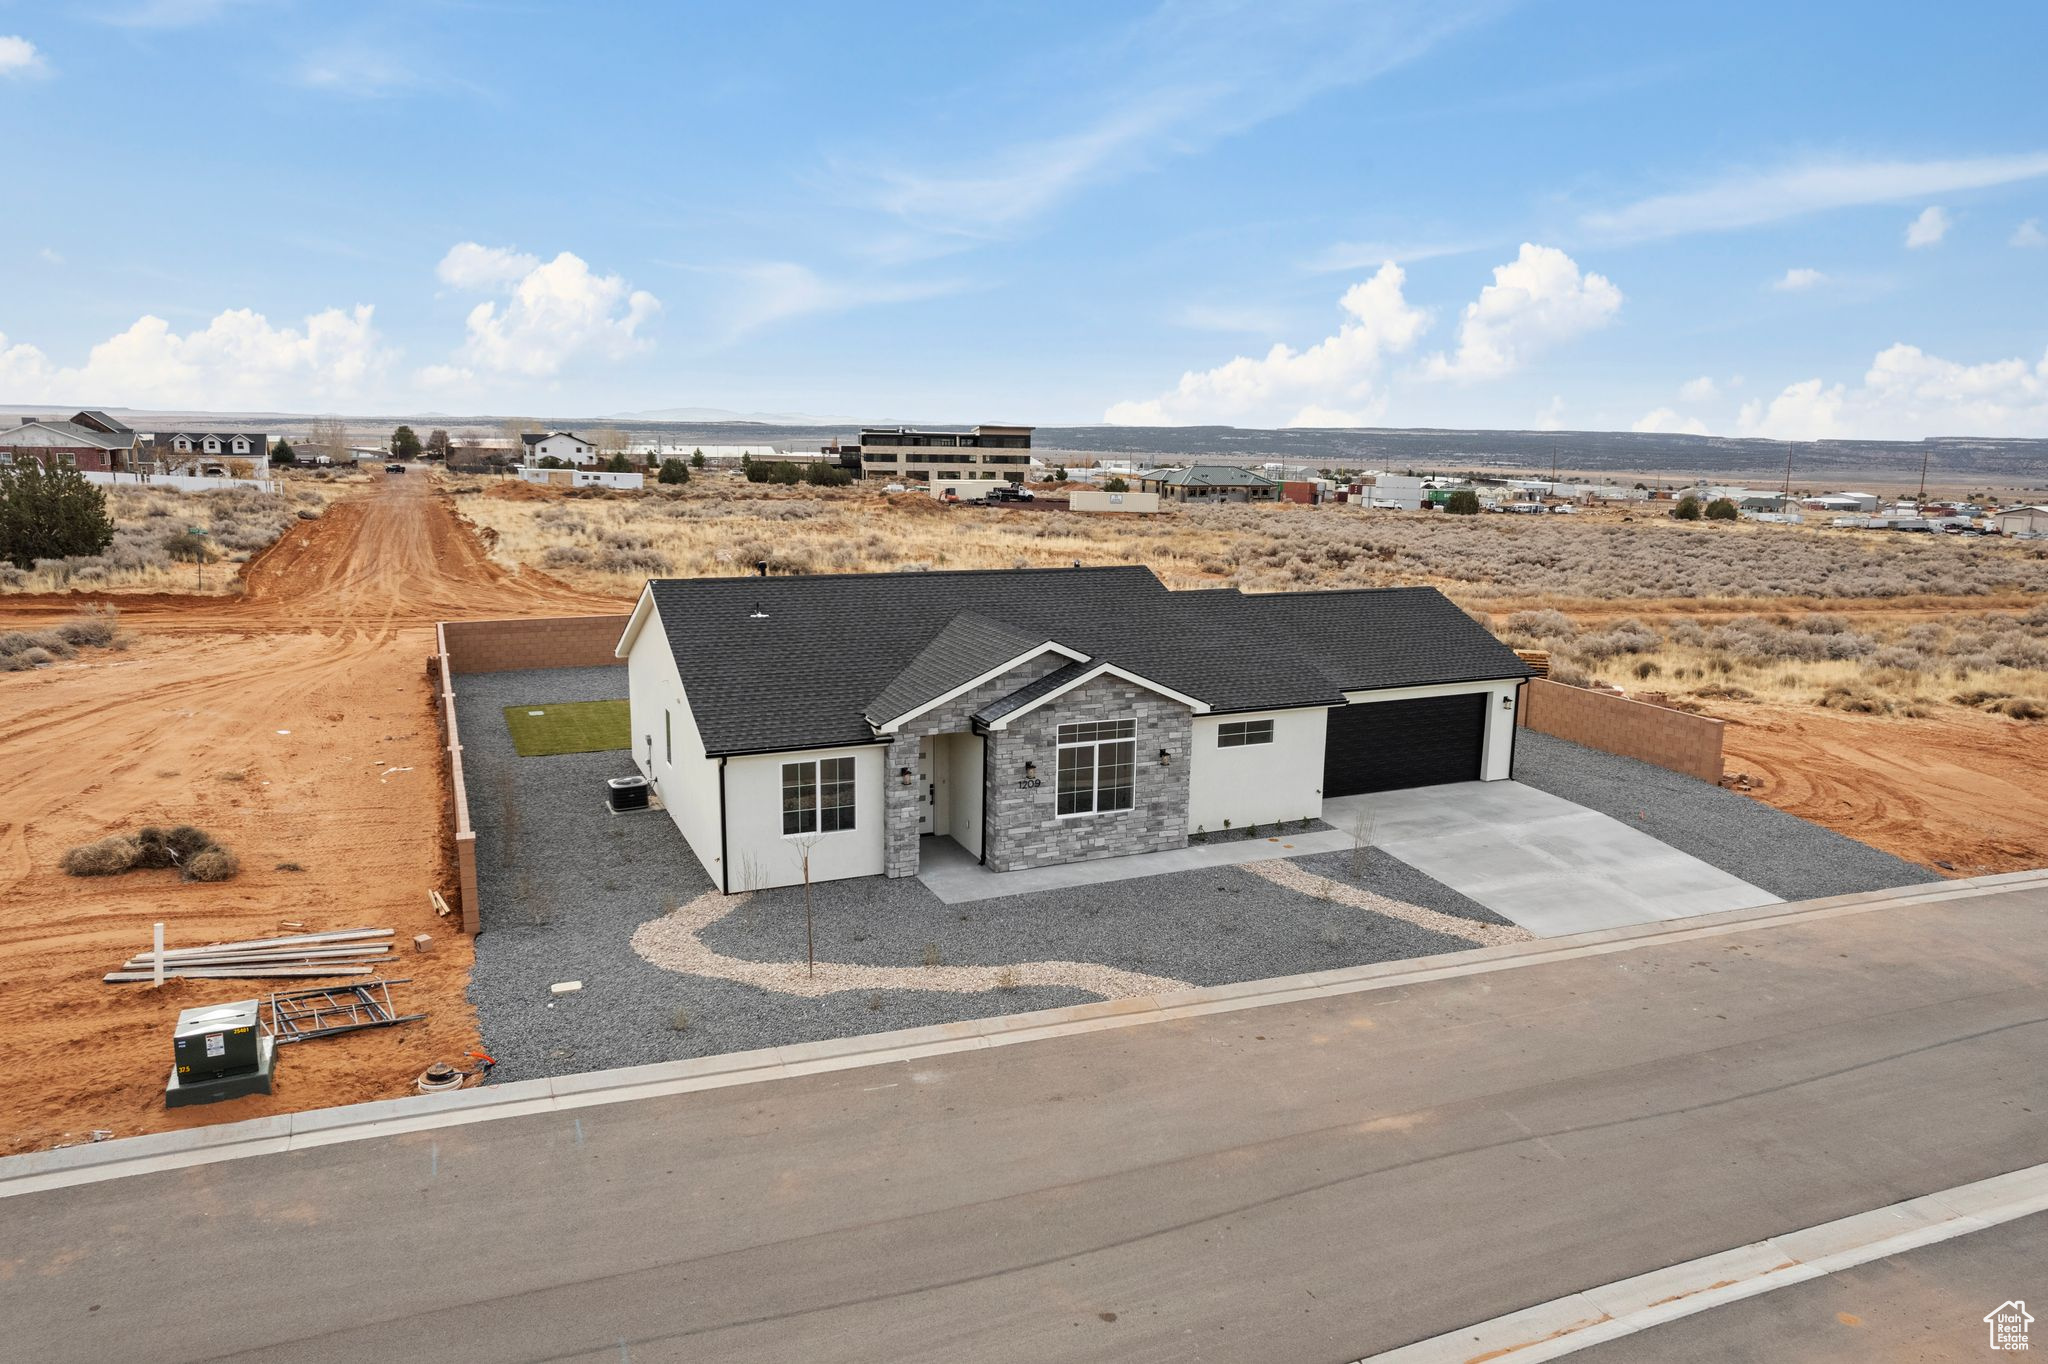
[0,476,626,1154]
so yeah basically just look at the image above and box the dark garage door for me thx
[1323,693,1487,797]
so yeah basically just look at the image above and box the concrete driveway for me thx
[1324,781,1781,936]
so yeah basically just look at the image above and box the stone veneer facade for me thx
[881,653,1071,878]
[983,675,1193,873]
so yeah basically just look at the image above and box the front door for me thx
[918,737,934,834]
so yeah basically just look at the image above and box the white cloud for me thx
[2012,218,2048,248]
[852,2,1487,248]
[1581,151,2048,241]
[1423,244,1621,381]
[436,242,540,291]
[296,44,428,98]
[0,35,47,78]
[1534,395,1565,431]
[37,247,64,266]
[1103,262,1429,427]
[1772,267,1827,292]
[0,307,392,409]
[1632,407,1710,436]
[1678,375,1719,403]
[433,243,659,381]
[1738,343,2048,439]
[1304,238,1484,273]
[720,261,962,334]
[1904,205,1950,249]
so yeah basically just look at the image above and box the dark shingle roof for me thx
[644,567,1523,756]
[971,660,1091,727]
[865,611,1054,726]
[1229,587,1534,691]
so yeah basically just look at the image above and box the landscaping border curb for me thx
[5,869,2041,1198]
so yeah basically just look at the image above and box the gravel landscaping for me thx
[455,665,1503,1082]
[1512,730,1944,902]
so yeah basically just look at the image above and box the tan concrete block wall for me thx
[441,615,633,675]
[1518,677,1724,783]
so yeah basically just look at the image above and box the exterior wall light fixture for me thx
[1158,748,1172,765]
[899,766,913,787]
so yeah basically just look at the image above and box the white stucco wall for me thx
[1339,680,1524,781]
[946,733,984,858]
[723,746,887,889]
[626,602,725,886]
[1186,707,1328,834]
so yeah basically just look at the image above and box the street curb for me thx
[1356,1160,2048,1363]
[4,868,2041,1197]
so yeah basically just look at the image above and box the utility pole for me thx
[1781,441,1795,502]
[1917,443,1931,505]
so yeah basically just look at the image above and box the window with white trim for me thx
[782,756,855,835]
[1217,718,1274,747]
[1056,718,1135,816]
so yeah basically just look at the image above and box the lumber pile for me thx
[104,928,396,984]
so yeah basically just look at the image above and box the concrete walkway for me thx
[915,824,1354,904]
[1327,780,1781,936]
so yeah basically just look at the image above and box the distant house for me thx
[148,429,270,476]
[1995,506,2048,536]
[0,410,144,472]
[1137,464,1281,503]
[522,431,599,466]
[1739,494,1788,513]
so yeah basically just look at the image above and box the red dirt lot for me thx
[0,477,626,1155]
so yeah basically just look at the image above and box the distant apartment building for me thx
[855,425,1034,483]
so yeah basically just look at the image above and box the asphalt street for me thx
[6,882,2045,1364]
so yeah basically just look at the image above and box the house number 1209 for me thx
[1016,777,1043,789]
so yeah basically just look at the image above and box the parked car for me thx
[882,482,907,493]
[385,463,406,473]
[985,484,1035,503]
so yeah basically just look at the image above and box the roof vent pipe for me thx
[756,560,768,577]
[748,604,769,620]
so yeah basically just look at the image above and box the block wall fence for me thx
[1517,677,1724,784]
[432,615,632,934]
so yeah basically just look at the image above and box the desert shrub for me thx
[1704,498,1739,521]
[1872,646,1925,671]
[592,546,674,575]
[1816,685,1890,714]
[132,826,178,869]
[1985,696,2047,720]
[657,458,689,485]
[1672,495,1702,521]
[539,545,594,569]
[1502,609,1578,641]
[53,606,120,648]
[164,825,215,862]
[1572,618,1661,658]
[1444,489,1481,515]
[183,846,241,882]
[62,836,142,877]
[1631,659,1661,679]
[162,528,212,562]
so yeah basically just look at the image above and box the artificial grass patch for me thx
[502,700,632,756]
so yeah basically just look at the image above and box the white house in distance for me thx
[1995,505,2048,537]
[615,565,1531,892]
[521,430,599,466]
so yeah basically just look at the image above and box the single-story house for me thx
[522,430,599,466]
[1995,505,2048,536]
[616,566,1532,892]
[1137,464,1281,503]
[0,410,143,472]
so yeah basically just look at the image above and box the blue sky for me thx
[3,0,2047,437]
